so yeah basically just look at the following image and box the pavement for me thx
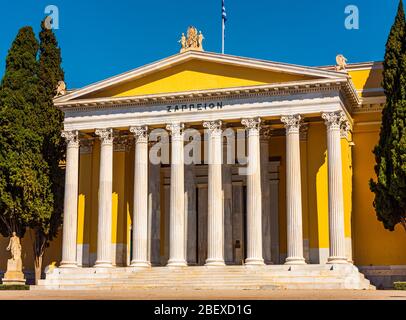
[0,288,405,300]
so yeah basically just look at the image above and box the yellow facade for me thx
[2,54,405,281]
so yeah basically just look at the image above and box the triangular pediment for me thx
[56,51,348,103]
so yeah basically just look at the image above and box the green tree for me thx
[0,27,53,256]
[370,0,406,231]
[30,20,66,284]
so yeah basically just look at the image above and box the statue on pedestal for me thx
[2,232,26,286]
[179,26,204,53]
[335,54,348,71]
[6,232,22,261]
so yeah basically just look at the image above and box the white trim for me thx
[62,93,346,131]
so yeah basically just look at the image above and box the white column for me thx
[281,115,306,265]
[60,130,80,268]
[94,128,114,268]
[203,120,225,266]
[260,127,272,264]
[166,123,187,267]
[130,126,150,267]
[242,117,264,266]
[322,111,348,264]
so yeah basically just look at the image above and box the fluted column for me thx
[203,120,225,266]
[242,117,264,266]
[130,126,150,267]
[281,115,306,265]
[166,123,187,267]
[60,130,80,268]
[322,111,348,264]
[94,128,114,268]
[260,127,272,264]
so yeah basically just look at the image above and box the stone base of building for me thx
[32,264,374,290]
[358,265,406,289]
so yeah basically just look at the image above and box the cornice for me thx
[56,78,360,112]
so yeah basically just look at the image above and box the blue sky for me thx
[0,0,401,89]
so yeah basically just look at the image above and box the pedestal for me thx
[1,258,26,285]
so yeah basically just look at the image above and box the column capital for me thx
[281,114,302,133]
[130,125,149,143]
[241,117,261,134]
[61,130,79,148]
[321,111,347,131]
[95,128,114,145]
[166,122,185,138]
[203,120,222,136]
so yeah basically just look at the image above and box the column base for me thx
[244,258,265,266]
[130,260,151,268]
[59,261,78,268]
[285,257,306,265]
[94,261,113,268]
[205,259,225,266]
[167,259,187,267]
[327,256,348,264]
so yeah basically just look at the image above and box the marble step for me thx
[32,281,367,291]
[34,265,373,290]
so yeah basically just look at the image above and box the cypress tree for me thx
[370,0,406,231]
[0,27,53,245]
[30,20,66,284]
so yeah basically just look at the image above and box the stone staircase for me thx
[32,264,374,290]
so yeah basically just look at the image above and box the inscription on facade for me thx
[166,102,223,113]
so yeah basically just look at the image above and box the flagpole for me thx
[222,17,225,54]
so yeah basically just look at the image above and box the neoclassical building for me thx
[6,30,406,290]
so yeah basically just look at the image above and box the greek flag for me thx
[222,0,227,23]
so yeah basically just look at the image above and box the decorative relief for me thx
[281,114,302,133]
[241,117,261,135]
[166,122,185,137]
[260,126,273,142]
[113,134,131,152]
[203,120,222,135]
[299,123,309,141]
[95,128,114,145]
[80,139,94,154]
[61,130,79,148]
[130,125,149,143]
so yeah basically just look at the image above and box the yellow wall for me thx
[269,135,287,256]
[348,67,383,95]
[307,123,329,253]
[85,60,314,98]
[352,116,406,265]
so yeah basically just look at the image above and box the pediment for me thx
[56,51,349,103]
